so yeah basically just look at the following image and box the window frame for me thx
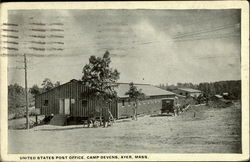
[121,100,125,107]
[82,99,88,107]
[43,100,49,106]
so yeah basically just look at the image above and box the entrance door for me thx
[59,99,64,114]
[59,98,70,115]
[64,99,70,115]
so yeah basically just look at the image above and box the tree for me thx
[125,82,145,120]
[29,84,41,96]
[41,78,54,92]
[8,83,25,113]
[197,80,241,100]
[54,81,60,87]
[81,51,120,123]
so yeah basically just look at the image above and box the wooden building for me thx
[172,88,201,98]
[35,79,175,120]
[116,83,176,117]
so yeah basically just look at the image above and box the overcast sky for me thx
[6,9,241,87]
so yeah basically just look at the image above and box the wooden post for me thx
[35,115,38,125]
[135,100,138,121]
[24,54,29,129]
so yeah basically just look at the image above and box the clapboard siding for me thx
[35,80,118,118]
[35,80,174,119]
[117,94,175,118]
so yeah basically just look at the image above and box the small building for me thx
[116,83,176,117]
[172,88,202,97]
[214,94,223,100]
[209,94,232,108]
[35,79,176,120]
[222,92,229,99]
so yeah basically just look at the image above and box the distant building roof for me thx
[223,92,229,95]
[178,88,201,93]
[116,83,175,98]
[214,94,223,99]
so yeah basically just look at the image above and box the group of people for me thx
[173,96,186,116]
[85,109,114,128]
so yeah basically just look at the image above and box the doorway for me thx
[59,98,70,115]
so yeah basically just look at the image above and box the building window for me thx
[43,100,48,106]
[122,100,125,106]
[82,100,87,107]
[71,99,75,104]
[81,93,87,99]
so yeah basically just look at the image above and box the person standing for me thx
[102,107,110,128]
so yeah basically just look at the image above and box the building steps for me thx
[49,114,67,126]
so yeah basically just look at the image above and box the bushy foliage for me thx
[197,80,241,100]
[8,83,34,119]
[40,78,61,93]
[8,84,26,114]
[41,78,54,91]
[29,84,41,96]
[125,82,145,120]
[125,82,145,101]
[82,51,120,101]
[81,51,120,120]
[54,81,60,87]
[8,78,60,119]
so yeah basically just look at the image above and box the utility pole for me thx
[2,20,65,130]
[24,54,29,129]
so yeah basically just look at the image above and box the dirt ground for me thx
[8,103,241,153]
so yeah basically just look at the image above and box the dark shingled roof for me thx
[116,83,175,98]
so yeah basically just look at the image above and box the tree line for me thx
[8,79,61,118]
[29,78,60,96]
[158,80,241,100]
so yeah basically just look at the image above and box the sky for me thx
[5,9,241,87]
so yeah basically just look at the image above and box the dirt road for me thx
[8,104,241,153]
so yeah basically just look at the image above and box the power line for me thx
[174,33,240,42]
[163,12,239,31]
[173,23,239,39]
[2,19,241,59]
